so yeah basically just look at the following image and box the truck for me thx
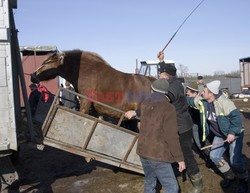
[0,0,31,191]
[138,60,242,98]
[139,59,175,79]
[0,1,143,191]
[239,57,250,90]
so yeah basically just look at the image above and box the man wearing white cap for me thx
[187,80,248,193]
[186,82,205,149]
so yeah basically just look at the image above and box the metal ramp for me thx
[41,88,143,174]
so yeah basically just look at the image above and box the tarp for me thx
[239,57,250,63]
[20,46,58,52]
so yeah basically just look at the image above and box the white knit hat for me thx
[206,80,221,95]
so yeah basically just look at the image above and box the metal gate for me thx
[41,88,143,174]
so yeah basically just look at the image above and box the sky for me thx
[14,0,250,76]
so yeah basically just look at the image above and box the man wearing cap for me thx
[197,76,205,93]
[157,51,204,193]
[61,81,79,109]
[28,83,41,116]
[187,80,248,193]
[186,82,204,149]
[186,82,214,168]
[125,52,204,193]
[132,78,185,193]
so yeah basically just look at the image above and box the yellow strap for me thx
[198,101,206,142]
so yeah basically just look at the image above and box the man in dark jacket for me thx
[157,51,203,193]
[61,81,79,109]
[28,83,41,116]
[125,52,204,193]
[126,78,185,193]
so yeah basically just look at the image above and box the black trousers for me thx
[179,129,200,176]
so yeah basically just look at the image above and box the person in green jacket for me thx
[187,80,248,193]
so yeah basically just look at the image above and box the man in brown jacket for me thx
[126,78,185,193]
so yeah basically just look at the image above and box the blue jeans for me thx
[140,157,179,193]
[209,133,244,167]
[192,124,201,148]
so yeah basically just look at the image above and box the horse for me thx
[31,50,156,119]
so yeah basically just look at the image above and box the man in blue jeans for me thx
[126,78,185,193]
[187,80,248,193]
[126,52,203,193]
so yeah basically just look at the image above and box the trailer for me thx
[0,1,143,191]
[0,1,56,191]
[239,57,250,90]
[0,0,24,191]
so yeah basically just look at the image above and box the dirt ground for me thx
[8,99,250,193]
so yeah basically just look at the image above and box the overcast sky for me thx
[15,0,250,75]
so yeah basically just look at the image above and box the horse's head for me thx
[31,52,65,83]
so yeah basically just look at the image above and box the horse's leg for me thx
[121,119,139,133]
[79,98,92,114]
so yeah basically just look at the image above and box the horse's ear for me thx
[59,53,65,64]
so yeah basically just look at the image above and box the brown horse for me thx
[31,50,155,118]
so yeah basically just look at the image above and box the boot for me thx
[220,169,235,188]
[235,179,248,193]
[188,172,204,193]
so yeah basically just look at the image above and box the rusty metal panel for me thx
[42,90,143,174]
[86,123,135,159]
[46,108,95,148]
[21,53,59,107]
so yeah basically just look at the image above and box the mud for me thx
[8,99,250,193]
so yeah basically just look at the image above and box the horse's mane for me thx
[63,49,110,66]
[85,51,111,66]
[63,49,82,57]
